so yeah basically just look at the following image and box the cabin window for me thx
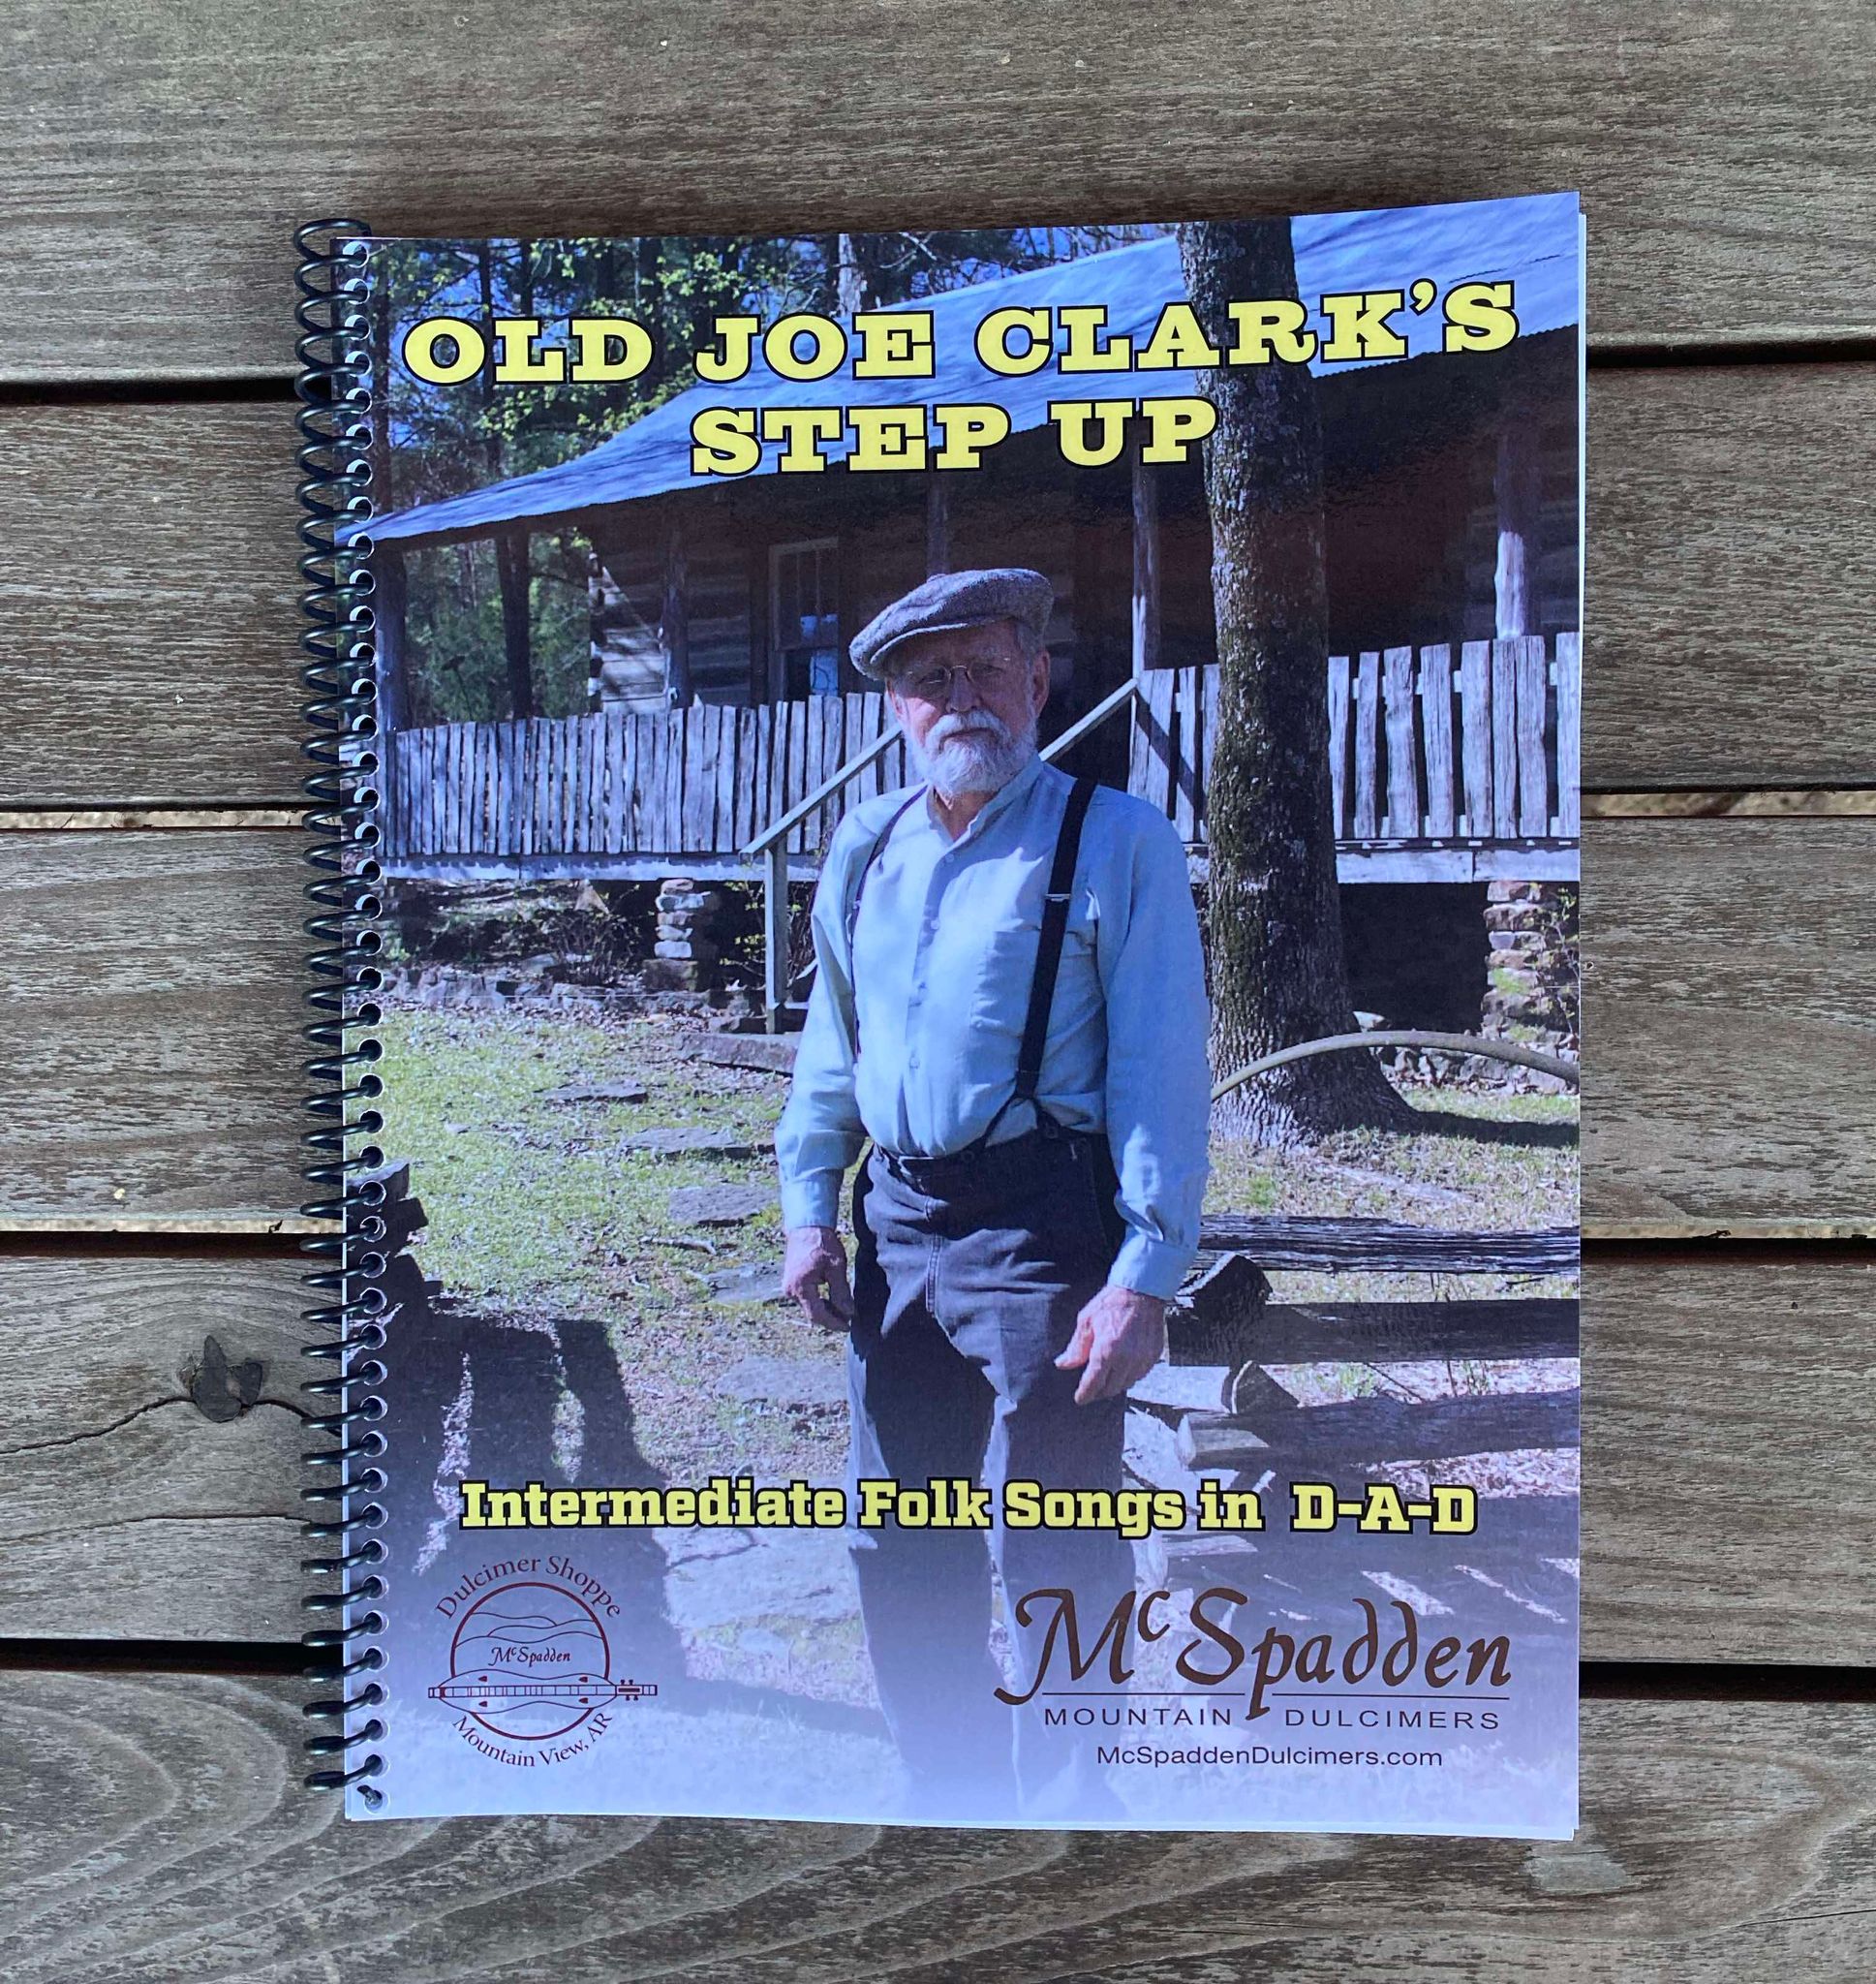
[770,538,841,698]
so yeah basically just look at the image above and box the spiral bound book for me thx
[298,193,1584,1833]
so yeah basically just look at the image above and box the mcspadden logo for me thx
[429,1567,657,1764]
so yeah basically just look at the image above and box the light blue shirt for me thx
[776,754,1212,1299]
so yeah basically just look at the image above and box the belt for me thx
[875,1117,1102,1195]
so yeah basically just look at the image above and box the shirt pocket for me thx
[965,891,1097,1035]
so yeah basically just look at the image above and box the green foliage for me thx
[373,228,1170,722]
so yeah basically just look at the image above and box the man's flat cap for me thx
[849,568,1053,680]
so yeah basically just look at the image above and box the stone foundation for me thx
[1481,880,1579,1055]
[643,876,730,992]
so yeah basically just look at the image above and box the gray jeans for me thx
[846,1121,1135,1821]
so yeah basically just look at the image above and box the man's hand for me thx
[782,1225,855,1333]
[1055,1286,1166,1405]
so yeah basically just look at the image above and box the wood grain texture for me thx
[2,1673,1874,1981]
[2,1245,1870,1662]
[1590,363,1876,790]
[7,2,1876,382]
[0,1256,306,1638]
[6,367,1873,807]
[6,820,1874,1230]
[0,402,305,806]
[1581,819,1876,1231]
[0,831,309,1222]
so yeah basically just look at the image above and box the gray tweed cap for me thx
[849,567,1053,680]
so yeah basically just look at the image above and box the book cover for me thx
[314,194,1584,1832]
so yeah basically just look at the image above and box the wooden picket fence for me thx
[1132,634,1582,844]
[381,633,1581,869]
[384,694,910,865]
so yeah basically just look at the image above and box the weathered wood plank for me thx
[5,819,1874,1228]
[8,0,1876,381]
[1491,638,1521,837]
[0,1255,306,1638]
[1179,1390,1580,1469]
[1139,667,1175,819]
[1554,633,1583,836]
[0,833,310,1223]
[1517,634,1551,835]
[1351,651,1381,838]
[1459,636,1492,834]
[1197,1221,1579,1274]
[1171,1297,1582,1365]
[1325,651,1350,836]
[0,1251,1861,1657]
[1421,642,1456,837]
[1173,665,1201,843]
[1,1674,1874,1979]
[1382,644,1419,836]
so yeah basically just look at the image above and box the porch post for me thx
[1493,400,1540,638]
[496,528,535,718]
[372,540,409,734]
[1130,446,1159,676]
[925,471,949,577]
[662,509,692,707]
[763,840,789,1029]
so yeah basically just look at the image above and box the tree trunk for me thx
[1177,219,1410,1142]
[496,530,535,719]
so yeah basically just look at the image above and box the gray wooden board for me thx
[0,1250,1867,1662]
[0,1256,306,1639]
[6,2,1876,381]
[1,1674,1874,1981]
[0,402,303,807]
[4,820,1876,1230]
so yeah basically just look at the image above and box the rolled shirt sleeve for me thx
[1094,805,1213,1299]
[775,824,869,1231]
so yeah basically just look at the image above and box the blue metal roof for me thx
[356,192,1581,546]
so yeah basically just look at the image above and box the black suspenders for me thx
[843,773,1099,1148]
[1006,774,1098,1127]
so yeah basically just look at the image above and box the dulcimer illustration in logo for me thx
[430,1577,657,1744]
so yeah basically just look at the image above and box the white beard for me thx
[904,708,1038,800]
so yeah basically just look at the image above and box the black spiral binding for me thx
[294,220,388,1808]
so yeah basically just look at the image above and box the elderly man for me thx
[775,567,1212,1822]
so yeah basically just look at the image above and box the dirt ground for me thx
[375,994,1580,1500]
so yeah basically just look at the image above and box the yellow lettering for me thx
[1137,302,1220,371]
[1058,304,1133,372]
[1225,297,1317,365]
[1319,290,1409,361]
[761,405,844,471]
[852,310,936,379]
[402,316,486,385]
[1051,398,1132,467]
[1139,396,1216,461]
[690,407,761,476]
[976,305,1054,376]
[932,402,1010,469]
[846,406,928,471]
[1443,280,1519,354]
[696,315,760,382]
[569,316,653,381]
[763,312,846,381]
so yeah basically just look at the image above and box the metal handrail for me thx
[740,723,902,860]
[751,675,1144,1024]
[740,675,1143,861]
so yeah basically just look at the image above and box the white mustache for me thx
[928,712,1012,748]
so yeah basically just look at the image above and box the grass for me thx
[378,1000,1579,1496]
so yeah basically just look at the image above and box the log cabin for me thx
[355,199,1584,1024]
